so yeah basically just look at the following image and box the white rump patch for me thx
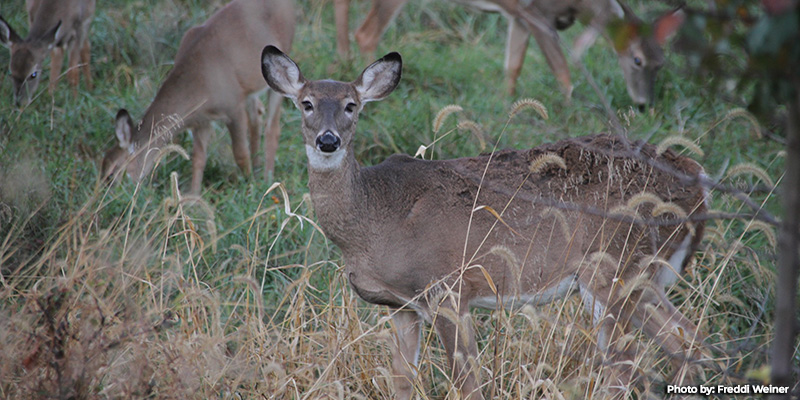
[305,144,347,171]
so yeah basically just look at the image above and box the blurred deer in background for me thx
[262,45,710,400]
[333,0,684,107]
[102,0,295,194]
[0,0,96,106]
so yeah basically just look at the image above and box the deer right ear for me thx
[115,109,134,150]
[42,20,63,48]
[261,45,304,99]
[0,16,21,47]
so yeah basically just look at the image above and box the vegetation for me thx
[0,0,790,398]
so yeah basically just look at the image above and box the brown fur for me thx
[262,47,708,400]
[102,0,295,194]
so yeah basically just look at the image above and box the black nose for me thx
[316,131,341,153]
[637,103,646,113]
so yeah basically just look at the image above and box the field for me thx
[0,0,790,398]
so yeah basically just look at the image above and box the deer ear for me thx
[653,9,685,45]
[115,109,134,150]
[0,16,21,47]
[261,45,305,99]
[42,20,62,48]
[354,52,402,103]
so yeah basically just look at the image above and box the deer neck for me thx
[306,148,370,252]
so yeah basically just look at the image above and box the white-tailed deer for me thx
[333,0,684,106]
[0,0,95,106]
[262,46,710,399]
[102,0,295,194]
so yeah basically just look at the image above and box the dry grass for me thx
[0,108,780,399]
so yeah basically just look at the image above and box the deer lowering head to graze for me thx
[262,45,710,399]
[333,0,684,106]
[102,0,294,194]
[0,0,95,106]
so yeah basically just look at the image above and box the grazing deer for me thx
[333,0,684,106]
[262,45,710,399]
[0,0,96,106]
[102,0,295,194]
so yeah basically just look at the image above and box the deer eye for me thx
[29,71,38,79]
[633,57,642,67]
[344,102,356,114]
[301,100,313,112]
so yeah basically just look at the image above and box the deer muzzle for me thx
[316,131,341,153]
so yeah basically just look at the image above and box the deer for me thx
[333,0,684,107]
[101,0,295,195]
[0,0,96,106]
[261,45,711,399]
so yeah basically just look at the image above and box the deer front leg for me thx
[49,46,65,95]
[516,10,573,99]
[503,18,530,96]
[390,308,422,400]
[80,39,92,90]
[67,41,81,95]
[262,90,283,178]
[190,123,213,194]
[245,95,265,170]
[227,105,254,180]
[432,305,484,400]
[333,0,351,58]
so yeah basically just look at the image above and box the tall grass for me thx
[0,0,790,398]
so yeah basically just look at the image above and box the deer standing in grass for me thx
[0,0,95,106]
[262,45,710,399]
[334,0,683,106]
[102,0,294,194]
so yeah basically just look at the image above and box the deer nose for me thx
[316,131,341,153]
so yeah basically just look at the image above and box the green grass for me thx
[0,0,791,398]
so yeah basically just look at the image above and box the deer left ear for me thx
[653,9,685,45]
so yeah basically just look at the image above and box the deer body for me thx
[334,0,683,105]
[102,0,295,194]
[262,46,708,399]
[0,0,95,106]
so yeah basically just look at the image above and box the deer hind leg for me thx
[262,90,283,178]
[431,302,484,400]
[245,95,265,170]
[354,0,408,59]
[49,46,65,95]
[390,308,422,400]
[189,123,213,194]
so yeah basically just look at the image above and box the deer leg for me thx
[432,304,483,400]
[504,18,530,96]
[189,123,213,194]
[354,0,408,59]
[245,95,265,171]
[263,90,283,178]
[631,286,710,385]
[390,308,422,400]
[334,0,351,58]
[227,105,253,180]
[80,39,92,90]
[516,9,572,99]
[49,46,65,95]
[67,42,81,95]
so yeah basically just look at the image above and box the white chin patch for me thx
[306,144,346,171]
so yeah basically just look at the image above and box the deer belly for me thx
[469,275,577,309]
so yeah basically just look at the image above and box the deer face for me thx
[261,45,402,172]
[0,17,61,106]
